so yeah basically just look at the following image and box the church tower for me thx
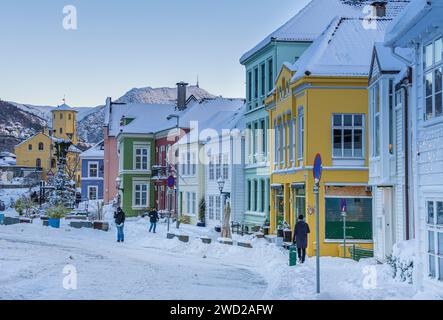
[51,102,78,145]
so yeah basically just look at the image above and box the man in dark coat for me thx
[293,215,310,263]
[148,208,160,233]
[114,207,126,243]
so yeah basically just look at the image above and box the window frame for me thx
[88,161,99,178]
[423,36,443,122]
[331,114,365,159]
[426,199,443,282]
[134,144,150,171]
[88,185,98,201]
[133,182,149,208]
[297,108,304,162]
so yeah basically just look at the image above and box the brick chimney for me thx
[176,81,189,111]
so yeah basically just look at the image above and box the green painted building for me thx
[117,134,156,217]
[238,0,361,229]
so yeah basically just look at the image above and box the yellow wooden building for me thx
[266,18,390,257]
[15,103,82,184]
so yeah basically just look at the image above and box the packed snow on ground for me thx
[0,190,438,300]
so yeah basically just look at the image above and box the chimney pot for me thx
[176,81,189,111]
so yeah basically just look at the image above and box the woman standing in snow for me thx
[114,207,126,243]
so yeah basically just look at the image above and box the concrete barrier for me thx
[69,221,93,229]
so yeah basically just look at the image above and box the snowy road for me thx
[0,223,266,300]
[0,216,431,300]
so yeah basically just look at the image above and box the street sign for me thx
[167,176,175,189]
[313,153,322,182]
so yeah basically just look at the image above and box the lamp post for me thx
[167,114,180,229]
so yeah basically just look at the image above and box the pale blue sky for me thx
[0,0,310,107]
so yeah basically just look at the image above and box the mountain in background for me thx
[0,85,218,153]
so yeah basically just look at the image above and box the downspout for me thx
[400,68,412,240]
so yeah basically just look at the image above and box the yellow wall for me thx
[268,74,373,257]
[15,133,53,176]
[52,110,78,144]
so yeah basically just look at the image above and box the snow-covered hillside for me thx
[116,85,216,104]
[0,85,218,150]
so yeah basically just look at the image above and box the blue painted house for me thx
[80,141,105,201]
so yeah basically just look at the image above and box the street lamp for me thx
[167,114,180,229]
[217,178,226,195]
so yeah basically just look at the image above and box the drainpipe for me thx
[400,68,412,240]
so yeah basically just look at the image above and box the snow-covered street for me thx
[0,215,430,300]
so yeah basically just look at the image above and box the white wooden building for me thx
[384,0,443,294]
[368,43,414,262]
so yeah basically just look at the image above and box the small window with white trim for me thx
[332,114,364,158]
[88,162,99,178]
[424,37,443,121]
[427,200,443,281]
[88,186,98,201]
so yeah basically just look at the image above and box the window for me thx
[60,128,63,134]
[222,154,229,180]
[427,200,443,281]
[253,180,258,211]
[247,180,251,211]
[389,80,395,154]
[274,120,279,165]
[260,179,265,212]
[51,158,56,168]
[254,67,259,99]
[192,193,196,215]
[186,192,190,214]
[134,183,149,207]
[88,162,99,178]
[325,197,373,240]
[69,114,72,120]
[36,158,42,168]
[208,196,215,220]
[38,142,44,151]
[88,186,98,201]
[281,122,285,165]
[371,83,381,156]
[424,37,443,121]
[60,113,63,120]
[209,156,215,180]
[247,71,252,104]
[261,63,266,96]
[135,146,149,170]
[298,109,304,161]
[261,119,266,155]
[28,144,32,151]
[192,153,196,176]
[289,118,294,164]
[332,114,364,158]
[216,154,222,179]
[215,196,221,220]
[268,59,273,93]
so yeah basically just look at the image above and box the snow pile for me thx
[387,240,415,284]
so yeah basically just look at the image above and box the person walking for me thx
[148,208,159,233]
[293,215,310,263]
[114,207,126,243]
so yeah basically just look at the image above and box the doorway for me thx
[274,188,284,228]
[382,187,395,257]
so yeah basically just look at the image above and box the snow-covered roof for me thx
[291,17,390,82]
[80,141,104,159]
[116,103,177,136]
[369,42,412,82]
[385,0,443,48]
[52,103,77,113]
[240,0,410,64]
[176,100,246,146]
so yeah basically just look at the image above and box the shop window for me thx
[325,197,372,240]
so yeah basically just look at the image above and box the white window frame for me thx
[88,161,99,178]
[222,153,229,180]
[87,185,98,201]
[423,36,443,122]
[134,144,150,171]
[426,199,443,282]
[208,196,215,220]
[332,114,365,159]
[298,108,304,163]
[133,181,149,208]
[274,120,279,166]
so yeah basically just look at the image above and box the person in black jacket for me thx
[293,215,310,263]
[148,208,160,233]
[114,207,126,243]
